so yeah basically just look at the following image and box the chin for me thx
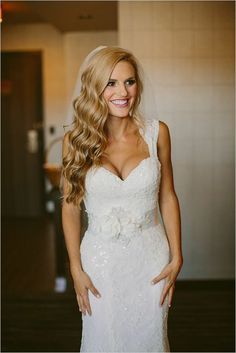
[108,106,133,119]
[109,111,131,119]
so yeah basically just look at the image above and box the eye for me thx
[106,81,116,87]
[125,79,136,86]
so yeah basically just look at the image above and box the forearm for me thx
[159,192,183,263]
[62,202,84,277]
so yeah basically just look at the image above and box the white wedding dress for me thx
[80,119,171,352]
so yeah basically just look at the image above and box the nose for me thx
[116,83,128,97]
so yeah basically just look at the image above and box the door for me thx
[1,51,45,217]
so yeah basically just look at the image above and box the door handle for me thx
[27,129,39,153]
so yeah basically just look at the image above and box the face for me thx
[102,61,137,119]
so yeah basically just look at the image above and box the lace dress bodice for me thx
[83,119,162,237]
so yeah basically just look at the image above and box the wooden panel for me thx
[1,51,45,217]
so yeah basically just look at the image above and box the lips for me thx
[111,99,129,107]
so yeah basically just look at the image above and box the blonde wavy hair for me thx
[62,46,146,207]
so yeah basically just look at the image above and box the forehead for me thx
[110,61,135,79]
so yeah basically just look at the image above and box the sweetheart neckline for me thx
[98,126,151,182]
[100,156,152,182]
[87,121,161,182]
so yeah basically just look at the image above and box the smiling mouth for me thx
[110,99,129,108]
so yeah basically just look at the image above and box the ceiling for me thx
[1,1,118,32]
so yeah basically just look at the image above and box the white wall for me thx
[119,1,235,279]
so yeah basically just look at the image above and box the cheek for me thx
[129,85,138,98]
[103,88,112,102]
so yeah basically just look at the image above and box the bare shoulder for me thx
[158,120,171,149]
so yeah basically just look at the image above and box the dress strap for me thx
[143,119,160,159]
[139,119,160,159]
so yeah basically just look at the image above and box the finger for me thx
[89,284,101,299]
[159,286,169,306]
[151,269,168,285]
[76,294,82,312]
[168,284,175,307]
[159,280,174,306]
[78,294,87,315]
[82,292,92,316]
[80,292,88,315]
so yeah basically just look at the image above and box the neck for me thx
[105,115,132,142]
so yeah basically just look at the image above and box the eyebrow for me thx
[108,76,136,81]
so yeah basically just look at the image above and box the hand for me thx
[150,258,183,307]
[72,270,102,316]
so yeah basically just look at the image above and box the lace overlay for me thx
[80,119,171,352]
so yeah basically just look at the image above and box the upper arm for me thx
[157,121,176,203]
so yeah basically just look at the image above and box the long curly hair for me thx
[62,46,146,208]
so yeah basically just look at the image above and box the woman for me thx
[62,46,183,352]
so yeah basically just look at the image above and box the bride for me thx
[61,46,183,352]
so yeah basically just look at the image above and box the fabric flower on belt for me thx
[90,207,144,243]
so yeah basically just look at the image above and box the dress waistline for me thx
[86,207,157,244]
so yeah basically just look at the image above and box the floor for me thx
[2,216,235,352]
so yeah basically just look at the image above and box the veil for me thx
[65,45,159,127]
